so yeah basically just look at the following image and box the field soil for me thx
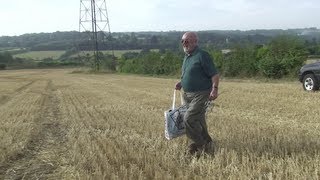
[0,69,319,179]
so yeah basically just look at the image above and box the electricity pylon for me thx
[79,0,114,71]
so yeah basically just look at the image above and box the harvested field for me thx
[0,69,319,179]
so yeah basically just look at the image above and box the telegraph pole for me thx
[79,0,114,71]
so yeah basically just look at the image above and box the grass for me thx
[0,47,23,52]
[11,49,158,60]
[13,51,66,60]
[306,58,320,64]
[12,49,141,60]
[76,49,159,58]
[103,49,142,57]
[0,69,319,179]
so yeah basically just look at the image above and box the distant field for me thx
[306,58,320,64]
[0,69,319,179]
[13,51,66,60]
[0,48,23,52]
[76,49,159,58]
[76,49,142,58]
[12,49,158,60]
[106,49,142,57]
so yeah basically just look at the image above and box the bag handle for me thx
[172,90,183,109]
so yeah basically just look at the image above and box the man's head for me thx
[181,32,198,54]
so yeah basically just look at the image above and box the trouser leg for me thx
[183,90,212,147]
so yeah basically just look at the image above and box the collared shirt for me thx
[181,46,218,92]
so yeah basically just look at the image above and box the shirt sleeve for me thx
[181,57,187,79]
[200,51,218,78]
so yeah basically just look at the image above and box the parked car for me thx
[298,61,320,91]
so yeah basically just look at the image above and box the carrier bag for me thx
[164,90,187,140]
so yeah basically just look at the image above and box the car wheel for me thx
[302,74,319,91]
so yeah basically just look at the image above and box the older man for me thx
[175,32,220,155]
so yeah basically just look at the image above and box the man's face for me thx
[181,34,197,54]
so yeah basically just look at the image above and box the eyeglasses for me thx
[181,39,189,44]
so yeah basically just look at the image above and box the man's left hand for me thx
[209,88,218,101]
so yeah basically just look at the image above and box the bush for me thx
[118,51,182,75]
[258,56,287,78]
[0,64,6,70]
[256,35,307,78]
[219,44,259,77]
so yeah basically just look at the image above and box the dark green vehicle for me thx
[298,62,320,91]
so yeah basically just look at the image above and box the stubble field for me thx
[0,69,320,179]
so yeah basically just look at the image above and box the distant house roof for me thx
[221,49,231,54]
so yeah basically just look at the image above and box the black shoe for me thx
[187,143,199,155]
[203,140,215,154]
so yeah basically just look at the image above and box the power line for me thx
[79,0,114,71]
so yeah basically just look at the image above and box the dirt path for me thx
[0,80,36,107]
[0,80,69,179]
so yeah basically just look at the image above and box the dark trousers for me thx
[183,90,212,147]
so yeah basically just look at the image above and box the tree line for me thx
[1,28,320,54]
[114,35,308,79]
[1,28,320,78]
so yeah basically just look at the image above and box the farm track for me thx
[0,70,50,107]
[0,79,68,179]
[0,80,36,107]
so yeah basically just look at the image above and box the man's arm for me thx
[209,74,220,101]
[211,74,219,89]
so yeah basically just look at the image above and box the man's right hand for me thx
[175,82,182,90]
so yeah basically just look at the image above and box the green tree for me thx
[208,49,228,76]
[159,51,182,75]
[258,35,307,78]
[118,51,182,75]
[223,44,258,77]
[0,52,13,64]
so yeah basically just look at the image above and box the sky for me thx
[0,0,320,36]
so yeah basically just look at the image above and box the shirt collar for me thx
[186,46,199,57]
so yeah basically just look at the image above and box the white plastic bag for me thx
[164,90,187,140]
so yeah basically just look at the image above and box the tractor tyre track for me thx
[0,80,68,180]
[0,80,36,107]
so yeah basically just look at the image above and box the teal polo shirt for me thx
[181,47,218,92]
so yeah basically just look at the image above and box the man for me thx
[175,32,220,155]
